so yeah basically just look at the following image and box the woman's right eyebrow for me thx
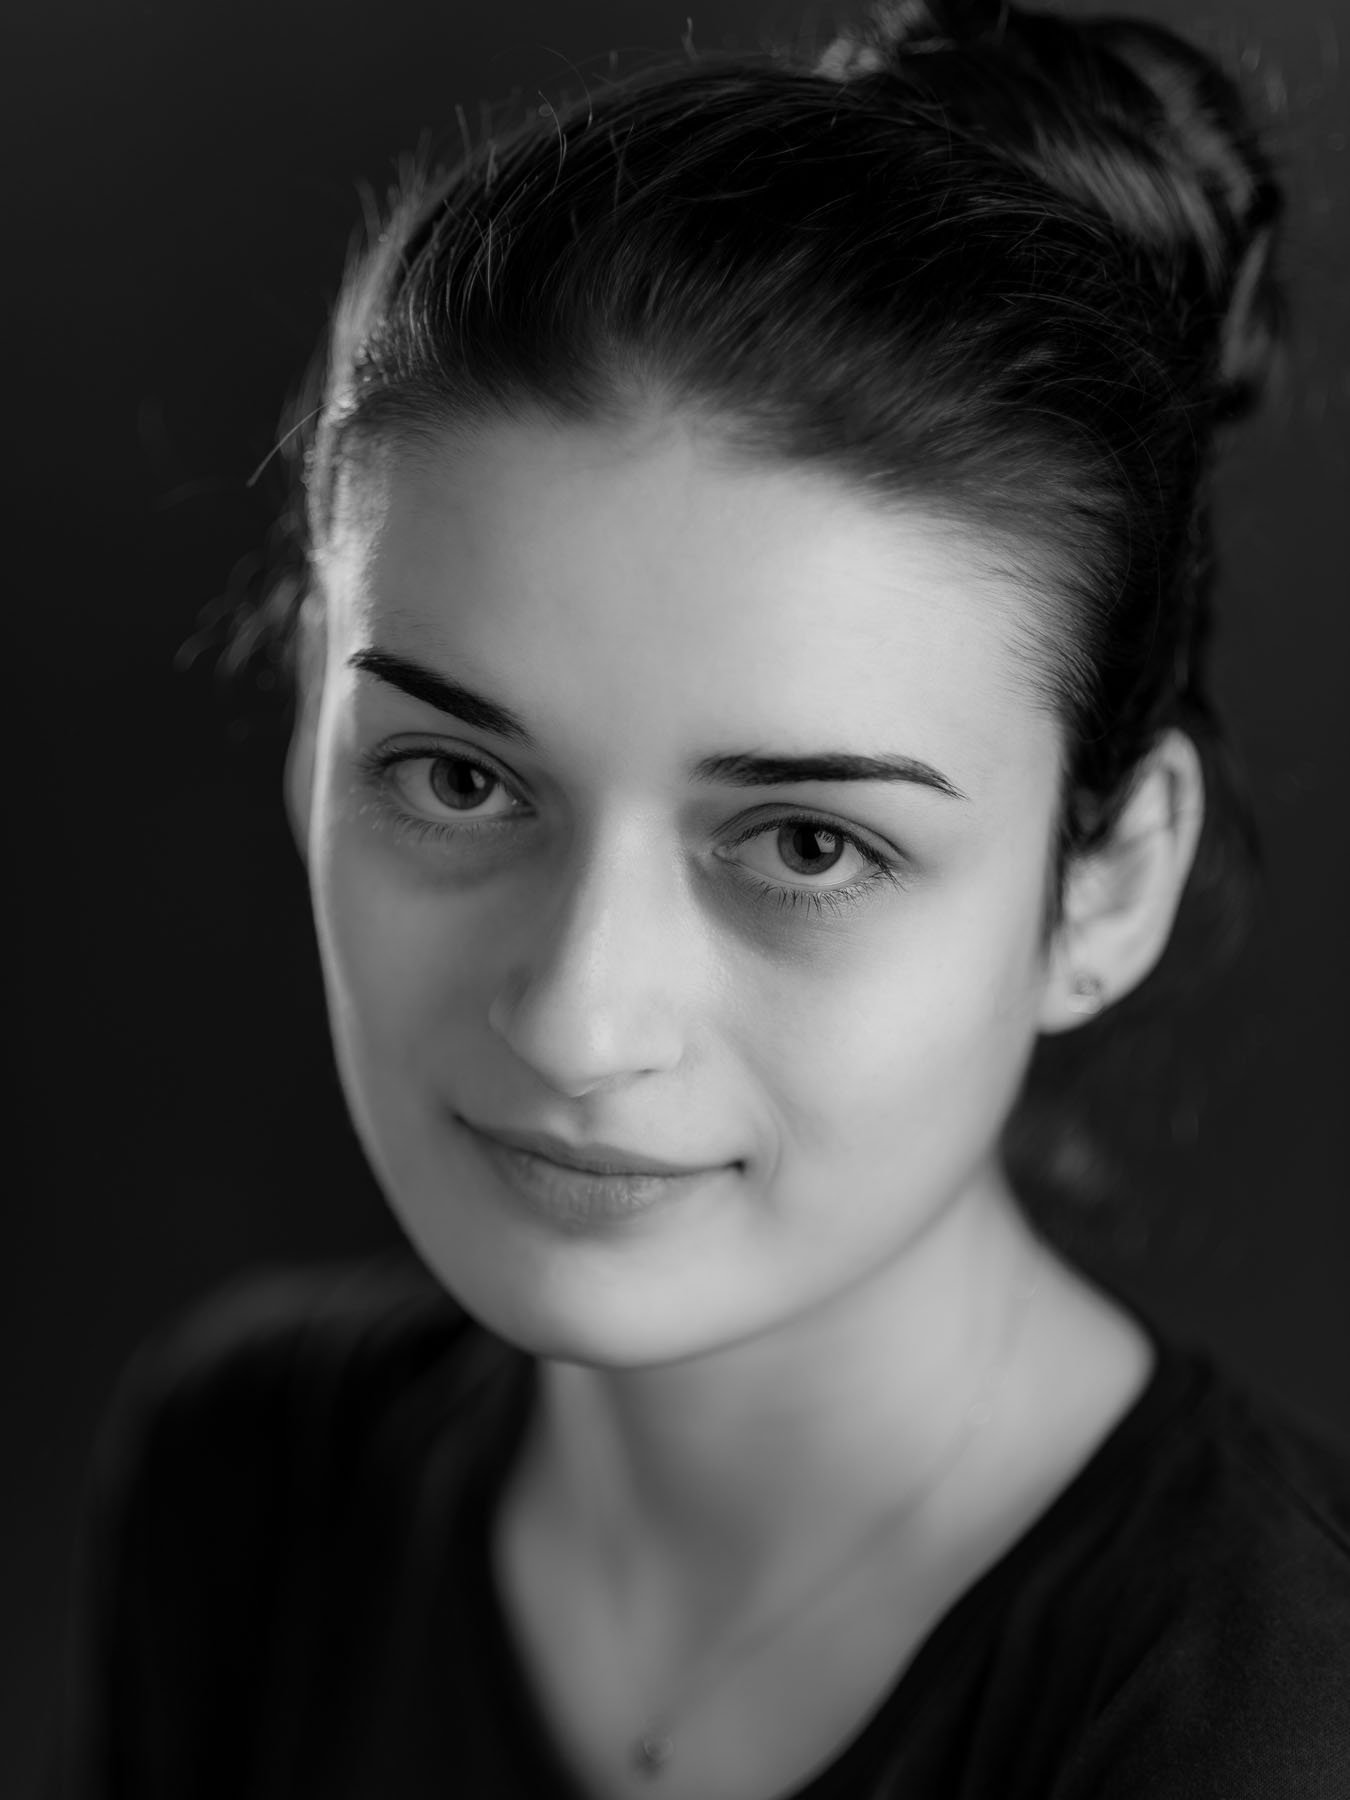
[349,648,537,749]
[348,646,966,801]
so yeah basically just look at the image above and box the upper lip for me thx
[462,1118,723,1178]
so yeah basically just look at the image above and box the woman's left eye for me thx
[722,816,905,914]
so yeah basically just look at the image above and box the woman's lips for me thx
[457,1116,733,1228]
[461,1117,723,1177]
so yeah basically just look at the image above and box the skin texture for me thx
[286,409,1203,1796]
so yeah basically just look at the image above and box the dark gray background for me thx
[7,0,1347,1788]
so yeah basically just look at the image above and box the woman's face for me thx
[298,415,1066,1364]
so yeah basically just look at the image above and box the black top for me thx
[46,1250,1350,1799]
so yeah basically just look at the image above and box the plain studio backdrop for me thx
[6,0,1347,1789]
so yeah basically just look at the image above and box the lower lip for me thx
[460,1122,728,1229]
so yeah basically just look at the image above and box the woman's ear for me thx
[283,592,326,867]
[1039,729,1205,1034]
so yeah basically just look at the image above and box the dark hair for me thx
[232,0,1287,1235]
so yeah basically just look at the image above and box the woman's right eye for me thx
[360,747,528,834]
[408,754,511,814]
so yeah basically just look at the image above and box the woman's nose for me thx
[486,827,693,1098]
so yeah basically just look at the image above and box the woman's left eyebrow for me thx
[691,751,967,800]
[349,647,967,800]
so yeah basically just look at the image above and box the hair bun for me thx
[814,0,1009,76]
[815,1,1284,416]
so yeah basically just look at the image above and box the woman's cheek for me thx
[316,829,448,1062]
[831,903,1041,1129]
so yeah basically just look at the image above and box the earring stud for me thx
[1067,972,1107,1017]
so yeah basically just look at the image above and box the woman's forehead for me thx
[337,415,1008,587]
[325,421,1059,789]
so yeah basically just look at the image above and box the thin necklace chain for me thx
[627,1250,1043,1775]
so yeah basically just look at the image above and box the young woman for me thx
[49,1,1350,1795]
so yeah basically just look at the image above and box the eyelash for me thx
[355,745,908,917]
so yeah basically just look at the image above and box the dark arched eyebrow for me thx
[349,648,968,800]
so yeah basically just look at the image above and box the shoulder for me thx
[1182,1365,1350,1689]
[1207,1368,1350,1574]
[50,1253,518,1795]
[1051,1347,1350,1795]
[116,1249,483,1416]
[1132,1352,1350,1618]
[90,1250,512,1555]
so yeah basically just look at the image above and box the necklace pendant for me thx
[632,1730,674,1774]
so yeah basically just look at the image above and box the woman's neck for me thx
[512,1172,1059,1618]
